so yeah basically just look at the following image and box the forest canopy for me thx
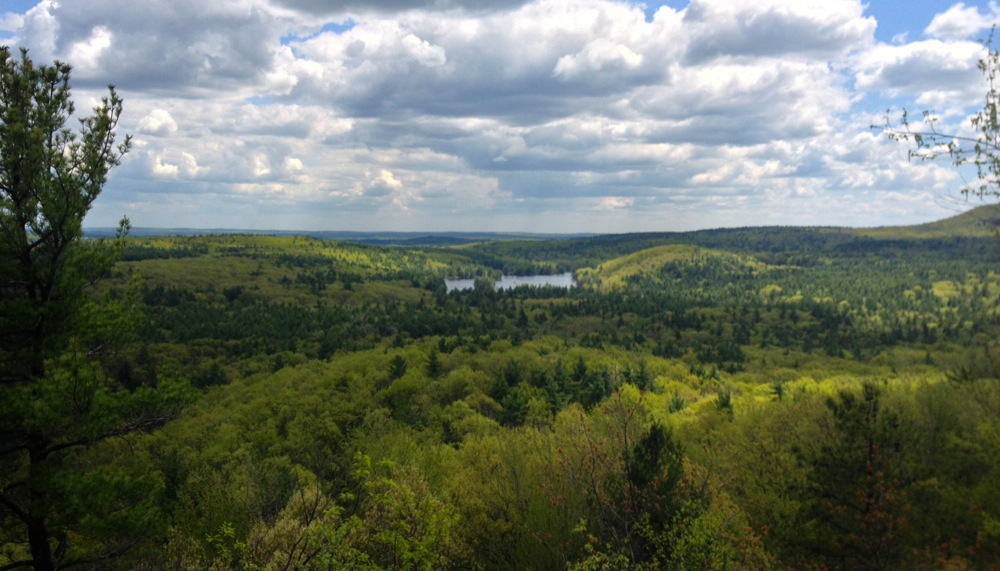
[2,208,996,569]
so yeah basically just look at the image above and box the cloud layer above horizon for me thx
[2,0,999,232]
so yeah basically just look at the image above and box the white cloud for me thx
[253,154,272,178]
[179,152,201,177]
[271,0,533,15]
[924,2,999,40]
[0,12,25,33]
[596,196,635,210]
[147,149,200,179]
[66,25,111,72]
[12,0,300,92]
[553,39,643,80]
[2,0,982,231]
[137,109,178,137]
[16,0,59,60]
[284,157,303,172]
[853,39,983,110]
[151,156,179,178]
[682,0,876,62]
[369,168,403,191]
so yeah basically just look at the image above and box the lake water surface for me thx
[445,272,576,293]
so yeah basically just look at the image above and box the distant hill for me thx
[83,227,593,245]
[576,244,771,290]
[854,204,1000,238]
[84,204,1000,244]
[911,204,1000,236]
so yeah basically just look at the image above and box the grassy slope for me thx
[853,203,1000,238]
[116,234,456,305]
[575,244,775,290]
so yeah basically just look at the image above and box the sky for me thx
[2,0,1000,233]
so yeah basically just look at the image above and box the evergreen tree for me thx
[796,383,911,569]
[0,47,186,571]
[388,354,407,380]
[426,348,443,379]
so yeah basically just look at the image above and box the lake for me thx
[445,272,576,293]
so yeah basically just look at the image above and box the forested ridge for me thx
[9,207,1000,569]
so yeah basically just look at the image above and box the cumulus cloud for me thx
[682,0,875,62]
[0,12,25,34]
[66,25,111,72]
[553,39,644,80]
[280,0,671,120]
[5,0,990,231]
[596,196,635,210]
[271,0,533,16]
[148,150,201,179]
[137,109,179,137]
[365,169,404,194]
[853,39,983,110]
[924,2,999,40]
[11,0,299,91]
[14,0,59,59]
[151,156,179,178]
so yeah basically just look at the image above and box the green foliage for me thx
[113,225,1000,568]
[388,354,408,380]
[425,349,443,379]
[714,388,733,417]
[192,361,229,389]
[345,454,470,570]
[0,45,130,382]
[794,382,912,568]
[174,454,473,571]
[0,47,195,571]
[14,172,1000,569]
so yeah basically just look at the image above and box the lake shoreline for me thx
[445,272,576,292]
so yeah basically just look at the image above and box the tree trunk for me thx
[27,512,54,571]
[27,439,54,571]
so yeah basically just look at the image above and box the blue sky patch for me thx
[863,0,962,43]
[281,19,356,46]
[247,95,274,106]
[4,0,40,13]
[636,0,687,23]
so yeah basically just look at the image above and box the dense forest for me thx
[7,205,1000,570]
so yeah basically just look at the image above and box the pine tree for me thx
[0,47,187,571]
